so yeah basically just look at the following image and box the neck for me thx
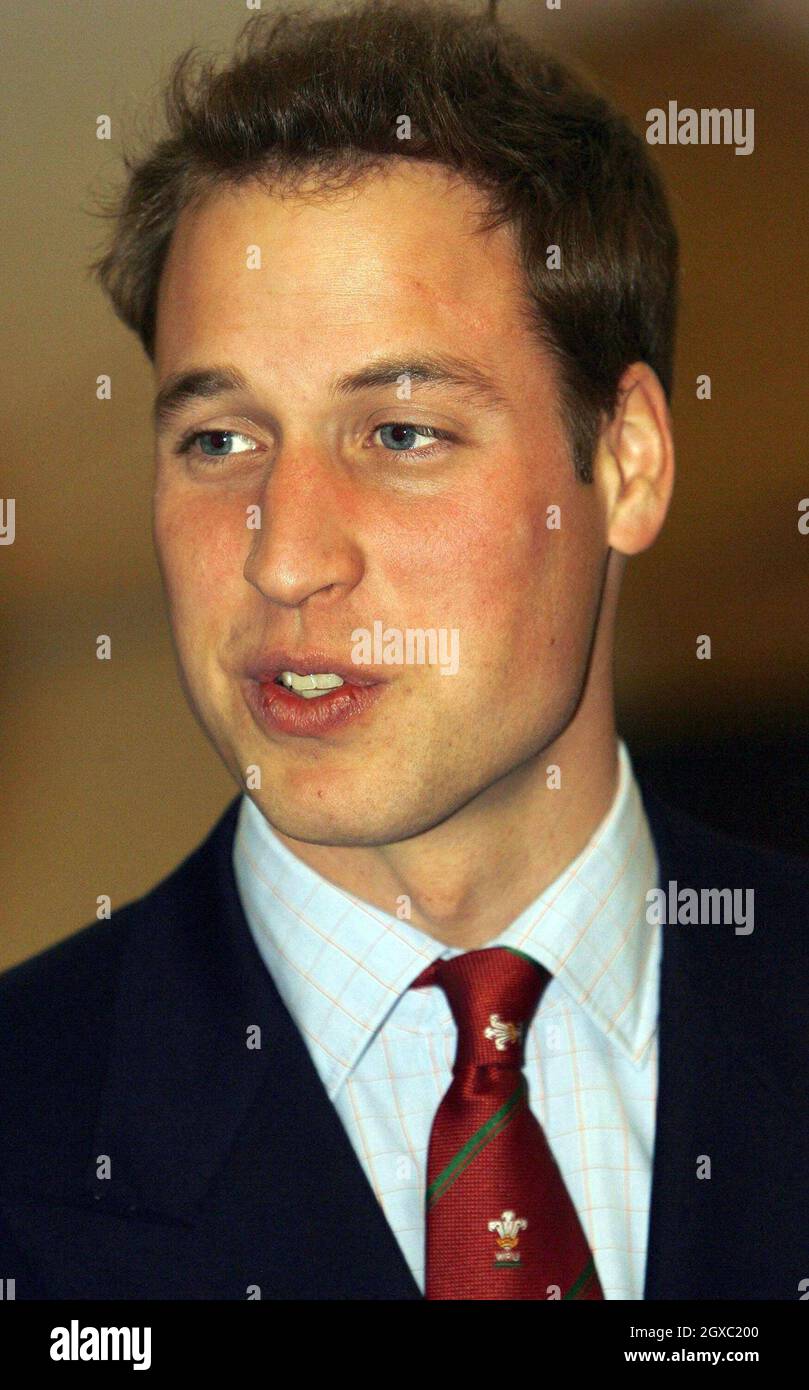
[273,716,620,950]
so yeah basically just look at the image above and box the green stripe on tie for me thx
[427,1077,526,1209]
[502,946,542,970]
[562,1256,597,1300]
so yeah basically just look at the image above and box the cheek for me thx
[379,467,601,679]
[153,489,242,618]
[376,467,554,613]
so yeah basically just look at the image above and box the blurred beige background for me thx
[1,0,807,969]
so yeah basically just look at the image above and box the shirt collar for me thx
[232,738,660,1098]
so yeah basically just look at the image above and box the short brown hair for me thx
[90,0,679,483]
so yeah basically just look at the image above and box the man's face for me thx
[152,160,610,845]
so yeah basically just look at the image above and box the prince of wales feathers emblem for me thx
[484,1014,523,1050]
[488,1210,528,1266]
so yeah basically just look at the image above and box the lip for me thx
[243,673,386,739]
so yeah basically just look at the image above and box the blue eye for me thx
[375,423,448,454]
[178,429,257,458]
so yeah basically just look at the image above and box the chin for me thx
[249,788,442,849]
[253,799,390,848]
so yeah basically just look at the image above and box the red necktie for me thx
[410,945,604,1300]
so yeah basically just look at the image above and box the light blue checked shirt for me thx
[232,738,661,1299]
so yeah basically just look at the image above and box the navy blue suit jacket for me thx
[1,781,807,1299]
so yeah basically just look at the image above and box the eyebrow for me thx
[154,367,250,429]
[153,353,508,429]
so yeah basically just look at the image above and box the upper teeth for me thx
[278,670,345,696]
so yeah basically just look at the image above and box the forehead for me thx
[153,160,534,372]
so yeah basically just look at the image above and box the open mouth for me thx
[246,665,385,737]
[272,670,348,699]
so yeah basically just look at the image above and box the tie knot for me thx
[411,946,551,1070]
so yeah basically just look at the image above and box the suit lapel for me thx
[639,780,738,1299]
[89,797,421,1298]
[637,780,798,1300]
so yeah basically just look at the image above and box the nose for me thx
[242,444,364,610]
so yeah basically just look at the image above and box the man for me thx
[1,0,806,1301]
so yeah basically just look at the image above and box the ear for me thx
[593,362,675,556]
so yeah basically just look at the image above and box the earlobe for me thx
[601,362,675,558]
